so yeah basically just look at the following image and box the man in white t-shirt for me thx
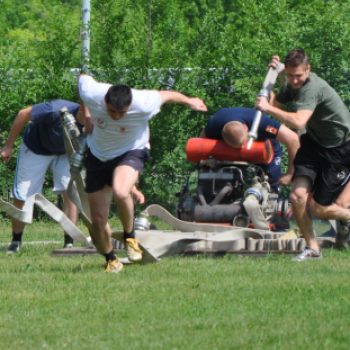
[78,74,207,273]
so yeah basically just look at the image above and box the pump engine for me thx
[176,138,289,231]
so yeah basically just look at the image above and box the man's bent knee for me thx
[91,214,108,232]
[290,190,308,207]
[290,176,313,206]
[113,187,133,202]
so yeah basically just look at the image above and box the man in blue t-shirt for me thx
[0,100,84,253]
[200,107,300,191]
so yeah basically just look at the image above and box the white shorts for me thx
[11,141,71,201]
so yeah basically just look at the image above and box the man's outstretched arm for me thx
[158,91,208,112]
[1,106,32,163]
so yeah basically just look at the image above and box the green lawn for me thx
[0,219,349,350]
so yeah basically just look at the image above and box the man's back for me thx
[23,100,80,156]
[204,107,281,152]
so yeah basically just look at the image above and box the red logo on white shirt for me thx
[96,118,107,129]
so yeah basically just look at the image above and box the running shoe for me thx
[336,220,350,249]
[292,246,322,261]
[125,238,143,262]
[63,243,74,249]
[105,259,124,273]
[6,241,21,254]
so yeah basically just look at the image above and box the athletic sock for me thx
[105,249,116,262]
[12,232,23,242]
[64,234,74,245]
[123,229,135,241]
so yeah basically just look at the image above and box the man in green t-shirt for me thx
[255,48,350,261]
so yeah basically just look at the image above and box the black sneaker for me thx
[6,241,21,254]
[336,220,350,249]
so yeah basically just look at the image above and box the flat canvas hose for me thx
[0,192,89,243]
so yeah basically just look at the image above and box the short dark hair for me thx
[284,49,309,69]
[105,84,132,110]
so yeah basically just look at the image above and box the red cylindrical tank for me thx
[186,138,274,164]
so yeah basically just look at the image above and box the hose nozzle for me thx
[59,107,80,139]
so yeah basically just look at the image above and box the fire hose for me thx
[247,62,285,149]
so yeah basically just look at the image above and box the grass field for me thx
[0,219,350,350]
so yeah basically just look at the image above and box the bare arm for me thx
[199,129,207,138]
[77,74,94,133]
[158,91,208,112]
[275,124,300,186]
[255,96,313,130]
[268,90,283,109]
[1,106,33,163]
[131,186,145,204]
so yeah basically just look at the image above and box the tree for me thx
[1,0,350,210]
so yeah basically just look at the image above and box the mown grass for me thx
[0,219,349,350]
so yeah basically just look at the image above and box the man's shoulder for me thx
[78,74,93,83]
[79,75,111,91]
[297,73,334,102]
[129,89,162,113]
[305,72,329,88]
[130,88,160,99]
[79,76,111,105]
[308,72,323,81]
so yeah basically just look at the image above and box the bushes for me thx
[1,0,350,215]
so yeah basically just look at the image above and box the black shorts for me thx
[293,133,350,206]
[85,148,151,193]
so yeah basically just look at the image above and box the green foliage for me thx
[1,0,350,213]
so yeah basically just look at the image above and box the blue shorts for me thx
[259,148,282,193]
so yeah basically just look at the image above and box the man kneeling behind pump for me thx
[200,107,300,191]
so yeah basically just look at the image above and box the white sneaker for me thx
[63,243,74,249]
[292,246,322,261]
